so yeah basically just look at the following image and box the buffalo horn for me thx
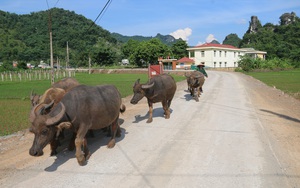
[141,82,154,89]
[133,79,140,87]
[45,102,66,126]
[29,103,47,123]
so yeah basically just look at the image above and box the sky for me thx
[2,0,300,46]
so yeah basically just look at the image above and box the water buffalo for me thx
[30,78,79,108]
[130,74,177,123]
[29,84,126,165]
[51,77,80,92]
[185,71,205,102]
[30,78,80,155]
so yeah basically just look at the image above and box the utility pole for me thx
[48,9,54,84]
[66,41,69,70]
[89,56,91,74]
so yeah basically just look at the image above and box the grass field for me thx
[0,72,185,136]
[246,69,300,100]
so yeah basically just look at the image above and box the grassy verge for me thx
[246,69,300,100]
[0,73,185,136]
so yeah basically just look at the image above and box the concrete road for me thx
[2,70,300,188]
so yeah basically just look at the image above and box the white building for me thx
[187,43,267,68]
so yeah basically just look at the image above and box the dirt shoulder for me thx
[238,72,300,180]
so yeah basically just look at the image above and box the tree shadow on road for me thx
[44,119,126,171]
[260,109,300,123]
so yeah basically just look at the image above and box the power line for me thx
[87,0,112,31]
[46,0,60,9]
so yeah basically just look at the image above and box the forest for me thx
[0,8,299,71]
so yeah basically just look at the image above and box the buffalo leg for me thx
[75,127,90,165]
[197,87,201,97]
[50,139,60,156]
[147,101,153,123]
[107,118,119,148]
[82,138,91,160]
[162,100,170,119]
[68,132,76,151]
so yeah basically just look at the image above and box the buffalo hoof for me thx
[146,118,153,123]
[107,139,116,148]
[195,97,199,102]
[76,154,86,166]
[85,151,91,161]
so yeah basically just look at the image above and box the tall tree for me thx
[171,39,188,59]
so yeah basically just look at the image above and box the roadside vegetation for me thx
[246,69,300,100]
[0,72,185,136]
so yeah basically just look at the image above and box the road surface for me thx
[1,70,300,187]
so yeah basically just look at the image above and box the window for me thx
[225,62,227,67]
[234,52,236,58]
[224,51,227,57]
[234,62,237,67]
[201,51,205,57]
[219,62,222,67]
[214,50,216,57]
[214,62,216,68]
[219,51,222,57]
[190,51,195,58]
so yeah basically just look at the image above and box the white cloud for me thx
[195,34,218,46]
[170,28,192,41]
[236,18,247,24]
[206,34,217,43]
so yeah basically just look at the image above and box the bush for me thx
[238,56,294,72]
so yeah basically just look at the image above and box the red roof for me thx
[194,43,239,49]
[177,57,195,63]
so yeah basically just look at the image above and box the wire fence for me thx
[0,69,76,82]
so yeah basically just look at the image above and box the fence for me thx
[0,70,76,82]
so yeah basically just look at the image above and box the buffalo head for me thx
[29,102,65,156]
[130,79,154,104]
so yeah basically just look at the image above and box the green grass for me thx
[246,69,300,100]
[0,73,185,136]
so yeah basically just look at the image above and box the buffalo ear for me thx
[45,102,66,126]
[141,82,154,89]
[39,100,55,115]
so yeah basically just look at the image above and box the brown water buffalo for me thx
[29,84,126,166]
[185,71,205,102]
[30,78,80,155]
[130,74,177,123]
[30,78,79,108]
[51,77,80,92]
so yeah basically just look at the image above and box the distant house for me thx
[176,57,195,69]
[186,43,267,68]
[158,57,177,70]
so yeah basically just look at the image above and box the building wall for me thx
[189,49,245,68]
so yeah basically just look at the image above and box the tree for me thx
[222,33,241,47]
[171,39,188,59]
[133,38,168,67]
[121,39,140,65]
